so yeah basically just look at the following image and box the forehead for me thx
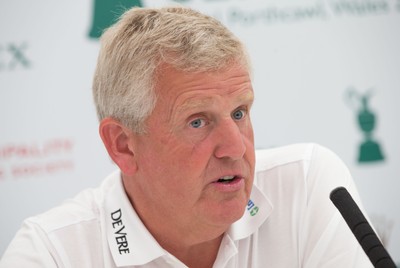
[155,64,253,109]
[178,91,254,113]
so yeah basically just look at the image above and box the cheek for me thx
[237,119,255,151]
[150,135,206,177]
[243,118,255,139]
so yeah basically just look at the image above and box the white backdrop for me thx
[1,0,399,263]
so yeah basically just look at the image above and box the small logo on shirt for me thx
[111,209,130,254]
[247,199,259,216]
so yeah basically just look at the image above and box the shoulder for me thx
[255,143,347,178]
[26,190,100,235]
[254,143,352,200]
[250,147,372,267]
[27,170,120,233]
[255,143,314,172]
[1,171,121,267]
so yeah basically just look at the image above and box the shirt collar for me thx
[227,182,273,240]
[215,184,273,266]
[103,170,273,267]
[103,170,165,267]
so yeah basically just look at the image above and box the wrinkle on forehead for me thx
[177,88,254,114]
[178,96,216,113]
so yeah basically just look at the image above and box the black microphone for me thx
[330,186,396,268]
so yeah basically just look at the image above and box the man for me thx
[1,6,372,267]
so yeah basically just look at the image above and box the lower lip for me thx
[212,177,245,192]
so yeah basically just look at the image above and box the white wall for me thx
[1,0,399,263]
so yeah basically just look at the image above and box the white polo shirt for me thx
[0,143,373,267]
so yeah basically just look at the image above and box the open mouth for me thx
[212,175,245,191]
[216,175,238,184]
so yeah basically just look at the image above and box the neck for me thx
[162,234,223,268]
[137,204,224,267]
[122,175,226,267]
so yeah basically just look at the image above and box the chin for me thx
[210,196,248,226]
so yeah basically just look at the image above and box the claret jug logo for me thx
[346,87,385,163]
[89,0,144,39]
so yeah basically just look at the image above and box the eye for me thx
[232,108,246,120]
[189,118,206,129]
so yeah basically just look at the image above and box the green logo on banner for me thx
[88,0,144,39]
[346,88,385,163]
[0,43,31,71]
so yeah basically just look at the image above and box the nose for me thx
[213,119,247,161]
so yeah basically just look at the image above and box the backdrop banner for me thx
[1,0,399,263]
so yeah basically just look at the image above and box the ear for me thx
[99,117,138,176]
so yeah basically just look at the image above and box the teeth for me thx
[219,176,235,181]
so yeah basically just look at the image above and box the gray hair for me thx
[92,6,250,133]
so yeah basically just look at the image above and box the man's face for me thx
[129,63,255,236]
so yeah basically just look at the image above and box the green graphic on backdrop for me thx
[89,0,144,39]
[346,88,385,163]
[0,43,30,71]
[8,43,30,69]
